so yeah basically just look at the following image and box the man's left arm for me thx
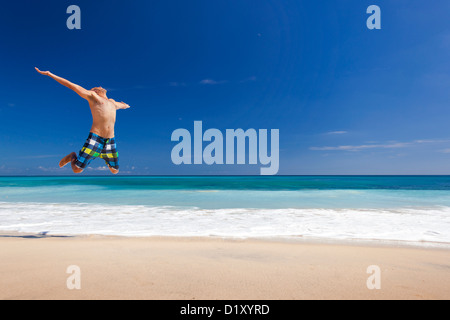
[111,99,131,110]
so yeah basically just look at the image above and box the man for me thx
[35,67,130,174]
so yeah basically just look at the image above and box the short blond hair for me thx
[91,87,107,95]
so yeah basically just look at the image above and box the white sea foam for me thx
[0,201,449,245]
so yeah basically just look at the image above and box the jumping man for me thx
[35,67,130,174]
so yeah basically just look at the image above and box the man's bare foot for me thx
[71,162,84,174]
[59,152,77,168]
[108,166,119,175]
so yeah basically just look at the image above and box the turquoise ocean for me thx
[0,176,449,245]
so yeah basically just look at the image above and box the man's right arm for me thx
[35,67,93,100]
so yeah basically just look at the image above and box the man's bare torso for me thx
[88,94,117,139]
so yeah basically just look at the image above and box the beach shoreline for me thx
[0,233,449,300]
[2,231,450,249]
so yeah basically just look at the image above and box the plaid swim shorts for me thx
[75,132,119,170]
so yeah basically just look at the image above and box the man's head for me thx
[91,87,107,98]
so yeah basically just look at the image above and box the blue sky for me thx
[0,0,450,175]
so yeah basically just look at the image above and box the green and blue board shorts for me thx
[75,132,119,170]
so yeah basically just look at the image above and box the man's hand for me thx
[35,67,50,76]
[120,102,131,109]
[110,99,131,110]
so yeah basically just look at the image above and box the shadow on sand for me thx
[0,232,73,239]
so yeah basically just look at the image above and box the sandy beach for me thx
[0,234,448,300]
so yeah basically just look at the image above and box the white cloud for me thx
[325,131,348,135]
[200,79,218,85]
[413,139,449,144]
[38,166,60,172]
[170,77,254,87]
[199,79,227,85]
[87,166,109,171]
[310,142,410,152]
[311,139,450,152]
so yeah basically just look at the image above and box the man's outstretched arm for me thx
[110,99,131,110]
[35,67,93,100]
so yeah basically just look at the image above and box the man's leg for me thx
[101,138,119,175]
[59,152,83,174]
[63,133,104,174]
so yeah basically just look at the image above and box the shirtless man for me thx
[35,67,130,174]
